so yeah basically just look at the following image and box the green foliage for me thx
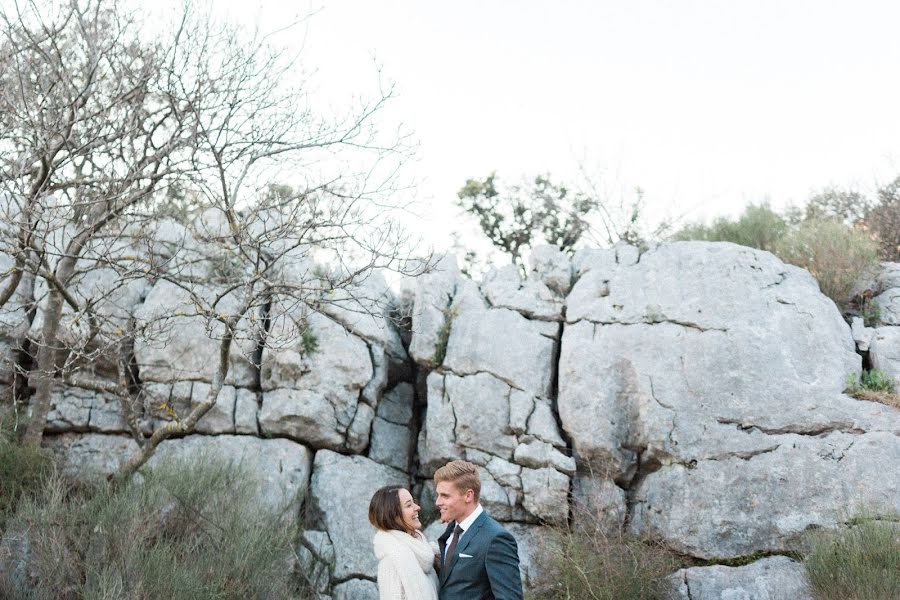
[803,519,900,600]
[847,369,896,393]
[859,296,881,328]
[529,515,681,600]
[775,219,880,306]
[672,203,788,252]
[865,176,900,261]
[298,327,319,357]
[456,172,600,267]
[805,187,870,225]
[1,455,308,600]
[845,369,900,408]
[432,305,457,366]
[0,431,53,531]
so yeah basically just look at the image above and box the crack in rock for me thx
[715,417,867,437]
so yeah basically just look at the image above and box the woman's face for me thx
[397,488,421,533]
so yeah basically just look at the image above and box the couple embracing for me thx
[369,460,524,600]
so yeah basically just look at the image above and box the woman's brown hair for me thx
[368,486,410,533]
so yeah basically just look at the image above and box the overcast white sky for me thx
[218,0,900,254]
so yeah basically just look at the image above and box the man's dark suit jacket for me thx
[437,510,523,600]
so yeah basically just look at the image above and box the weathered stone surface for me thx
[234,387,259,434]
[874,286,900,325]
[377,382,414,425]
[45,386,128,433]
[332,578,377,600]
[571,473,627,534]
[513,439,575,475]
[409,255,462,367]
[318,270,407,361]
[443,296,557,397]
[481,265,564,321]
[147,434,312,511]
[260,311,375,451]
[296,530,334,594]
[310,451,406,581]
[133,280,257,386]
[368,416,411,471]
[529,245,573,295]
[43,433,140,478]
[869,326,900,388]
[667,556,813,600]
[559,242,897,559]
[520,467,569,525]
[851,316,875,351]
[631,431,900,559]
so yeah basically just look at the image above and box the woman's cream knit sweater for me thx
[372,529,439,600]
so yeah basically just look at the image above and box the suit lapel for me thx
[439,512,487,587]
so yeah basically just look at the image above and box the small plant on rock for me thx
[845,369,900,409]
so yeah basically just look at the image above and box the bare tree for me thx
[0,0,423,477]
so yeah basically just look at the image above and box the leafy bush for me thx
[0,429,53,531]
[864,177,900,261]
[1,455,309,600]
[672,203,788,252]
[774,219,880,307]
[845,369,900,409]
[804,519,900,600]
[529,514,681,600]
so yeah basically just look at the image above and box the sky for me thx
[214,0,900,255]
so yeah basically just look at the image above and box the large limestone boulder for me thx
[308,451,407,582]
[667,556,812,600]
[558,242,899,559]
[146,434,312,511]
[259,311,376,452]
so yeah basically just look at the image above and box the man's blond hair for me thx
[434,460,481,501]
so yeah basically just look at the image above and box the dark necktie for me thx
[442,524,464,575]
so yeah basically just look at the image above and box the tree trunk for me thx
[22,288,64,447]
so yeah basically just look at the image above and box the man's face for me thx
[435,480,473,524]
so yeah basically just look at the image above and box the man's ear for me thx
[465,489,475,503]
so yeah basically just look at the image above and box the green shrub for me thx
[1,454,309,600]
[804,519,900,600]
[0,430,53,531]
[774,219,880,307]
[672,203,788,252]
[845,369,900,409]
[529,515,681,600]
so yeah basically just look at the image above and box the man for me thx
[434,460,523,600]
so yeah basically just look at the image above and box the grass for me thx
[1,453,313,600]
[845,369,900,409]
[528,513,682,600]
[803,519,900,600]
[0,428,53,532]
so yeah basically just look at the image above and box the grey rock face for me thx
[667,556,812,600]
[529,245,573,295]
[147,434,312,511]
[309,450,406,581]
[443,296,557,398]
[870,326,900,388]
[260,311,375,452]
[481,265,564,321]
[558,242,898,559]
[417,369,572,524]
[43,433,140,478]
[631,431,900,559]
[133,280,258,386]
[409,255,462,367]
[332,579,377,600]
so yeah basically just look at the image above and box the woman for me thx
[369,485,439,600]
